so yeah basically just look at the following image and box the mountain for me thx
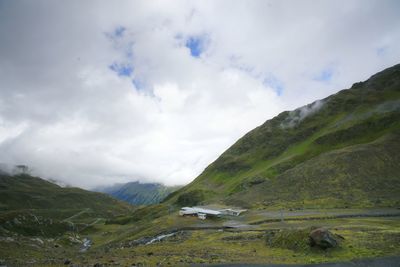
[166,64,400,209]
[0,173,133,236]
[0,174,132,213]
[97,181,180,205]
[1,66,400,266]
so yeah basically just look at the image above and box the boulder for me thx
[309,228,339,249]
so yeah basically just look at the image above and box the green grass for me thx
[1,64,400,266]
[166,64,400,209]
[0,174,133,216]
[0,174,134,238]
[3,216,397,266]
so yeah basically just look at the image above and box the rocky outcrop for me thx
[309,227,341,249]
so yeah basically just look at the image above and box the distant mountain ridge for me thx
[96,181,180,205]
[0,174,132,214]
[0,173,133,237]
[166,64,400,209]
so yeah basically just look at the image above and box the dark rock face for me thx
[309,228,339,249]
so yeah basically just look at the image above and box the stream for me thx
[145,232,176,245]
[79,238,92,252]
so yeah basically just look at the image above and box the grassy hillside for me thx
[96,181,180,205]
[1,65,400,266]
[166,64,400,209]
[0,174,132,214]
[0,174,133,236]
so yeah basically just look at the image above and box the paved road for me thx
[254,208,400,219]
[200,256,400,267]
[248,208,400,225]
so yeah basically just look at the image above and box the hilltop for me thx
[166,64,400,209]
[0,174,132,214]
[0,173,133,237]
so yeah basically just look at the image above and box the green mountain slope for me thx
[0,174,132,214]
[96,181,180,205]
[166,64,400,209]
[0,174,133,236]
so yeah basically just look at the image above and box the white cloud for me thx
[0,0,399,188]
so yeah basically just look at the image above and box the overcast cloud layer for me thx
[0,0,399,188]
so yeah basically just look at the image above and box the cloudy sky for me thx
[0,0,399,188]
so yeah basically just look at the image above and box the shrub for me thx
[176,190,205,206]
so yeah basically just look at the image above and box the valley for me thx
[2,205,400,266]
[1,64,400,266]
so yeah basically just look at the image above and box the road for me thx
[62,208,91,222]
[248,208,400,225]
[203,256,400,267]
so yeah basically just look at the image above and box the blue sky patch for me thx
[123,42,134,59]
[263,75,284,96]
[376,46,387,57]
[132,79,144,90]
[313,68,333,82]
[105,26,126,41]
[109,62,133,77]
[185,36,205,57]
[114,26,126,38]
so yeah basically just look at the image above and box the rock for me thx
[309,228,339,249]
[68,235,82,244]
[32,237,44,245]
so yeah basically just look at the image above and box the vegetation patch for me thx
[106,204,168,225]
[167,64,400,209]
[266,227,343,251]
[176,190,205,206]
[266,228,311,251]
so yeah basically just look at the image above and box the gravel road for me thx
[202,256,400,267]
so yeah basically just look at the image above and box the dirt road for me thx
[205,256,400,267]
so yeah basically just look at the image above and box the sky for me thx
[0,0,399,189]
